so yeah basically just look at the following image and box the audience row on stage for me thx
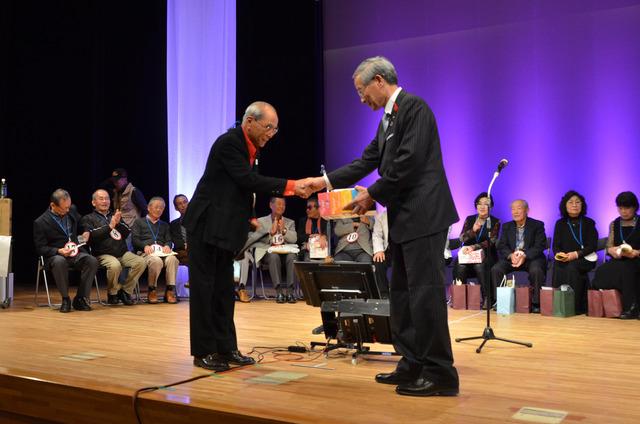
[32,166,639,319]
[450,190,640,318]
[33,169,190,313]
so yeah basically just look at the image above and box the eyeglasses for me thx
[307,205,318,210]
[255,120,279,134]
[356,81,372,99]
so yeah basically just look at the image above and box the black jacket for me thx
[182,127,288,253]
[170,217,187,251]
[80,210,131,257]
[498,217,547,261]
[327,90,458,243]
[33,207,83,258]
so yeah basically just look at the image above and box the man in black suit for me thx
[33,189,99,313]
[491,199,547,313]
[170,194,189,265]
[183,101,311,371]
[308,56,459,397]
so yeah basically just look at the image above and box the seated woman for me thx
[552,190,598,314]
[591,191,640,319]
[453,192,500,308]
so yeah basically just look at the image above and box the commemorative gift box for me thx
[458,249,485,264]
[318,189,376,220]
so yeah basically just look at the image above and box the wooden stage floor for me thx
[1,288,639,424]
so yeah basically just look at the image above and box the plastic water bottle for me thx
[0,179,6,198]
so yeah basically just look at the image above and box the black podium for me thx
[294,261,398,363]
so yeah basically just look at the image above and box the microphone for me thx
[497,159,508,173]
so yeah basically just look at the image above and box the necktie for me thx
[382,112,391,132]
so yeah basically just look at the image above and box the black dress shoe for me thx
[276,292,286,303]
[60,297,72,313]
[219,350,256,365]
[620,303,639,319]
[72,296,92,311]
[396,377,459,397]
[107,294,120,305]
[287,293,297,304]
[193,353,230,371]
[117,289,134,306]
[375,371,414,385]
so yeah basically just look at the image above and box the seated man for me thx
[131,197,179,304]
[242,197,297,303]
[333,216,374,263]
[33,189,99,313]
[81,189,146,306]
[372,209,390,297]
[491,199,547,312]
[169,194,189,266]
[296,196,328,261]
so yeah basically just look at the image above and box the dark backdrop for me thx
[236,0,324,221]
[1,0,169,282]
[1,0,325,284]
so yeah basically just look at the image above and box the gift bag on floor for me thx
[451,281,466,309]
[540,287,554,316]
[515,286,533,313]
[467,284,482,310]
[587,290,604,317]
[496,277,515,314]
[602,289,623,318]
[553,286,575,317]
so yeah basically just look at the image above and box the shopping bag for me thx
[496,286,515,314]
[540,287,554,316]
[515,286,533,313]
[451,283,466,309]
[602,289,623,318]
[552,287,575,317]
[466,284,482,310]
[587,290,604,317]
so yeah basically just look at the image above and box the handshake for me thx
[292,177,375,215]
[292,177,327,199]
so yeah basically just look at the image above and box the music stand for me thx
[294,261,397,363]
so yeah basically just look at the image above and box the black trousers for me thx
[491,257,546,304]
[188,222,237,357]
[389,231,459,387]
[46,252,98,298]
[552,258,595,314]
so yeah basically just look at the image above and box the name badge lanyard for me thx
[475,216,486,243]
[146,217,160,244]
[619,216,638,244]
[516,227,525,250]
[567,218,583,249]
[53,214,72,242]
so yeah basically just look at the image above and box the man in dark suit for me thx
[491,199,547,313]
[33,189,99,313]
[308,56,459,397]
[183,101,311,371]
[170,194,189,265]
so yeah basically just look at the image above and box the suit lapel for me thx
[379,91,404,161]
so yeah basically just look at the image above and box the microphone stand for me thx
[454,164,532,353]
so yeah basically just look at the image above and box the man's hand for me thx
[162,245,172,254]
[250,218,261,230]
[110,209,122,228]
[270,218,279,236]
[81,231,90,242]
[144,245,154,255]
[344,185,374,215]
[307,177,327,193]
[58,247,72,257]
[373,251,385,263]
[319,235,328,249]
[277,218,285,233]
[293,179,313,199]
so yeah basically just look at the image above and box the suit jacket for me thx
[327,90,458,244]
[182,127,288,253]
[497,217,547,262]
[334,218,374,256]
[33,207,83,258]
[170,217,187,251]
[241,214,297,263]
